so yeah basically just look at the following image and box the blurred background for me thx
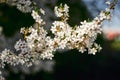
[0,0,120,80]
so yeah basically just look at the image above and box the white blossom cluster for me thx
[19,25,55,60]
[31,10,44,24]
[0,0,33,13]
[50,3,113,54]
[54,4,69,21]
[0,0,118,80]
[10,60,55,74]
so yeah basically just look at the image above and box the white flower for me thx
[105,1,111,5]
[14,39,30,54]
[64,4,69,13]
[31,10,40,20]
[54,6,63,17]
[89,48,97,55]
[54,4,69,18]
[40,8,45,15]
[51,21,65,33]
[35,16,43,24]
[94,43,102,51]
[31,10,43,24]
[79,47,86,53]
[99,12,106,20]
[20,27,25,34]
[105,8,110,12]
[41,51,54,60]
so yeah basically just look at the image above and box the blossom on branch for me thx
[0,0,118,79]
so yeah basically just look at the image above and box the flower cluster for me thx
[0,0,118,80]
[0,0,33,13]
[19,25,55,60]
[50,3,113,54]
[54,4,69,21]
[50,20,102,54]
[31,10,44,24]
